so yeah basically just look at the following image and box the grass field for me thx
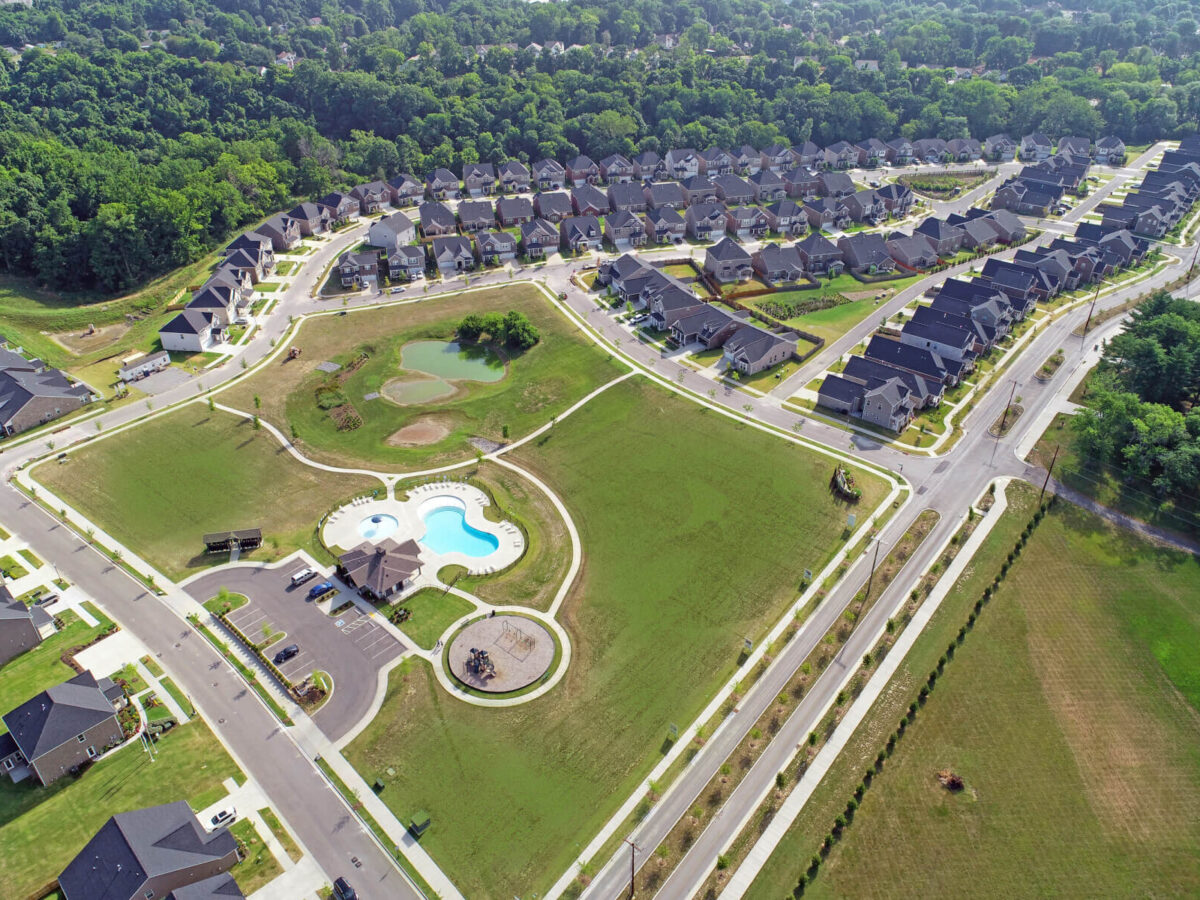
[345,377,887,898]
[229,818,283,893]
[393,588,475,650]
[257,807,303,863]
[33,405,380,579]
[221,284,625,471]
[0,609,114,729]
[748,486,1200,899]
[751,272,924,344]
[0,720,242,899]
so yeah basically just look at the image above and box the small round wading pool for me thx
[357,513,399,541]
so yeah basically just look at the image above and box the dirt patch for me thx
[387,417,453,446]
[843,289,892,302]
[48,321,132,355]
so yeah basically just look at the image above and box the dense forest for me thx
[3,0,1200,291]
[1073,293,1200,501]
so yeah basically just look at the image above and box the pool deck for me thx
[322,482,524,576]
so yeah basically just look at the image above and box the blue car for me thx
[307,581,334,600]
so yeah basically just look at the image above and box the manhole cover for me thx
[386,767,396,777]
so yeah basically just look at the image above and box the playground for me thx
[448,615,554,693]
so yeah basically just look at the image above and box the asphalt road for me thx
[184,566,406,743]
[0,490,422,900]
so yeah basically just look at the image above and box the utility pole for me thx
[623,839,637,899]
[862,539,882,612]
[1039,444,1060,501]
[998,379,1018,435]
[1188,242,1199,299]
[1081,278,1102,337]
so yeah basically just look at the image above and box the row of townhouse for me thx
[1016,132,1126,165]
[991,149,1094,217]
[818,219,1150,431]
[1098,135,1200,238]
[595,254,798,375]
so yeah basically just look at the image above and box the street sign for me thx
[847,513,857,529]
[803,568,813,582]
[668,723,679,741]
[743,637,753,652]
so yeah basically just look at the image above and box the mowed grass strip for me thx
[34,405,379,580]
[392,588,475,650]
[751,487,1200,899]
[0,721,242,899]
[221,284,625,471]
[345,377,886,899]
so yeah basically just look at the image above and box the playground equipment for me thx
[500,618,535,653]
[465,647,495,679]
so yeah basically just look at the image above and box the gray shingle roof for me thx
[3,670,116,762]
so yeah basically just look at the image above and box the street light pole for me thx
[1040,444,1060,501]
[623,838,637,899]
[998,379,1018,435]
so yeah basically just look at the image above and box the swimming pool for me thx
[419,504,501,557]
[358,513,400,541]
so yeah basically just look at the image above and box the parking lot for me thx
[185,563,407,742]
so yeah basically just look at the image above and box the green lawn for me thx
[221,284,625,471]
[0,609,114,730]
[393,588,476,650]
[257,807,303,863]
[204,590,250,616]
[0,554,28,579]
[0,720,243,899]
[345,377,887,898]
[229,818,283,894]
[160,676,194,718]
[33,405,380,580]
[17,548,43,569]
[109,662,147,696]
[749,486,1200,899]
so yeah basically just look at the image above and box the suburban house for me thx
[789,142,822,168]
[803,197,851,230]
[0,670,125,785]
[599,153,635,183]
[571,184,610,217]
[946,138,981,161]
[534,191,574,222]
[900,318,977,364]
[844,189,887,224]
[733,145,762,175]
[704,238,754,282]
[723,325,796,375]
[713,175,755,205]
[1094,135,1126,165]
[647,284,705,331]
[566,155,600,186]
[388,173,425,206]
[665,148,701,180]
[1019,132,1053,161]
[838,233,895,274]
[821,141,858,169]
[885,138,915,165]
[457,200,496,233]
[520,218,560,258]
[818,372,916,431]
[1057,136,1091,160]
[763,199,806,235]
[874,183,915,217]
[224,231,274,263]
[783,167,822,201]
[254,214,300,251]
[604,210,647,249]
[186,285,240,327]
[796,232,846,275]
[418,201,458,237]
[496,196,535,227]
[699,147,735,177]
[220,246,272,285]
[317,191,358,222]
[336,249,381,288]
[0,348,93,437]
[915,217,965,255]
[158,310,223,354]
[865,333,963,386]
[58,801,242,900]
[843,355,943,409]
[984,133,1017,161]
[887,233,939,269]
[671,307,743,348]
[350,180,390,213]
[748,169,787,202]
[726,205,769,239]
[117,350,170,384]
[818,171,855,198]
[426,168,461,199]
[644,181,688,210]
[475,230,519,265]
[430,236,477,273]
[911,305,995,352]
[760,144,791,172]
[286,201,329,235]
[596,184,639,216]
[560,216,604,252]
[463,162,497,196]
[855,138,888,168]
[387,245,426,281]
[912,138,949,163]
[532,158,567,190]
[992,178,1057,216]
[685,202,728,241]
[752,244,805,283]
[498,160,531,193]
[642,207,686,243]
[0,591,53,666]
[632,151,667,180]
[368,212,417,253]
[681,175,719,204]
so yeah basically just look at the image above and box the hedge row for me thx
[215,610,297,692]
[791,495,1056,896]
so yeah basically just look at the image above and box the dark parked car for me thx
[307,580,334,600]
[333,877,358,900]
[273,644,299,665]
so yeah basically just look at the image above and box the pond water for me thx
[381,341,506,406]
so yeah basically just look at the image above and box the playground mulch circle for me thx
[448,615,554,693]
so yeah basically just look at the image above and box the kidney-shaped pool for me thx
[419,499,501,557]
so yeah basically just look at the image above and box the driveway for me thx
[184,565,407,742]
[135,366,195,395]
